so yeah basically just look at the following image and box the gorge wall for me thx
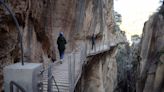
[136,6,164,92]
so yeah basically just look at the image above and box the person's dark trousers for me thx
[92,44,94,50]
[91,37,95,50]
[92,43,95,50]
[59,50,64,60]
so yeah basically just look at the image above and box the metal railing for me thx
[67,35,112,92]
[67,39,112,92]
[52,76,59,92]
[41,63,60,92]
[48,64,59,92]
[68,44,87,92]
[87,38,111,56]
[10,81,26,92]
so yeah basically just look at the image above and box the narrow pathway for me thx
[42,41,115,92]
[43,52,83,92]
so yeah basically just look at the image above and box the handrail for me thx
[0,0,24,65]
[44,63,60,92]
[68,44,87,92]
[39,63,60,92]
[48,64,52,92]
[10,81,26,92]
[52,76,59,92]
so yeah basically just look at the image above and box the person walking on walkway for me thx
[57,32,67,64]
[91,34,96,50]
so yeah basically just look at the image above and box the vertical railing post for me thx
[85,40,88,55]
[69,54,73,92]
[88,40,89,54]
[10,81,26,92]
[88,40,90,54]
[10,83,14,92]
[103,34,105,50]
[99,40,100,52]
[48,64,52,92]
[73,53,75,88]
[85,43,87,57]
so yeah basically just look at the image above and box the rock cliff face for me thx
[136,7,164,92]
[82,47,118,92]
[74,35,128,92]
[0,0,128,91]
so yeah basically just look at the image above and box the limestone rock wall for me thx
[136,9,164,92]
[80,47,118,92]
[75,43,130,92]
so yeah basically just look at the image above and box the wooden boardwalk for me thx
[87,43,109,56]
[42,52,83,92]
[42,42,116,92]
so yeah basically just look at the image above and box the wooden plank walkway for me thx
[42,42,117,92]
[87,44,109,56]
[42,52,83,92]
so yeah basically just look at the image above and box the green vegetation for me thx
[113,11,122,33]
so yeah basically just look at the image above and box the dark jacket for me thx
[57,35,67,51]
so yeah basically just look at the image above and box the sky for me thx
[114,0,161,41]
